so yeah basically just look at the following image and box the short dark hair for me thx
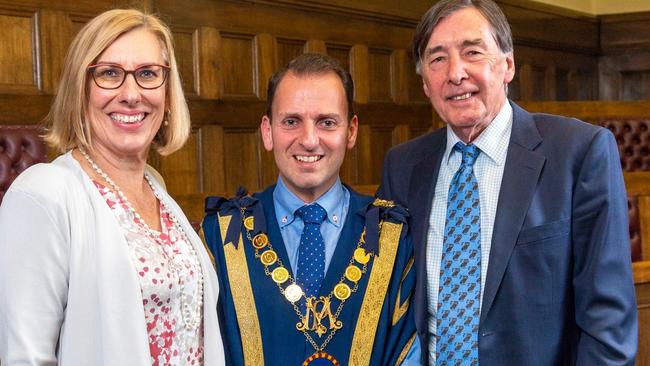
[412,0,513,74]
[266,53,355,120]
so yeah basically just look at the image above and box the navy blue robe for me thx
[203,185,416,365]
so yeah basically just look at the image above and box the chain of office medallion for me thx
[240,209,370,351]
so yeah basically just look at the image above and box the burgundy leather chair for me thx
[0,125,48,204]
[600,119,650,172]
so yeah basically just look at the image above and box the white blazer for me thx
[0,152,225,366]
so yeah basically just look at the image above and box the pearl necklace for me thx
[79,148,204,331]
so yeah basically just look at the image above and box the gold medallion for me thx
[260,250,278,265]
[271,267,289,284]
[344,265,362,282]
[284,283,303,303]
[353,248,371,264]
[252,233,269,249]
[243,216,255,231]
[333,283,351,300]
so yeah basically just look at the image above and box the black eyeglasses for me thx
[87,63,170,90]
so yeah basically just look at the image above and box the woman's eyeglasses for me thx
[87,64,170,90]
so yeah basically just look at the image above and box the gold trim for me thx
[219,214,265,366]
[349,222,403,365]
[372,198,395,208]
[392,256,414,326]
[395,333,417,366]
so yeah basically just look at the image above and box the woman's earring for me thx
[163,110,170,126]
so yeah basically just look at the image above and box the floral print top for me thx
[94,181,204,366]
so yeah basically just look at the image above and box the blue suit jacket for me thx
[378,101,637,365]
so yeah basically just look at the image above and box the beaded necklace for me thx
[79,148,204,331]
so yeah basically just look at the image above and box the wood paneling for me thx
[277,37,305,68]
[254,33,277,100]
[173,28,196,96]
[368,48,392,103]
[0,11,37,93]
[220,32,256,99]
[600,12,650,55]
[158,130,200,196]
[390,50,409,105]
[38,10,73,94]
[222,129,260,193]
[326,43,350,72]
[194,26,221,100]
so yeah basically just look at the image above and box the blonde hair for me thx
[44,9,190,156]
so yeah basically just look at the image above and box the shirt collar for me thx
[273,176,346,228]
[444,101,513,166]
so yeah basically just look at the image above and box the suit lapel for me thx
[408,130,446,336]
[480,102,546,322]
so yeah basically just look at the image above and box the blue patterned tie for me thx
[437,142,481,366]
[296,203,327,299]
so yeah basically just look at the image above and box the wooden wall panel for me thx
[0,11,38,93]
[194,26,221,100]
[277,38,305,69]
[339,146,358,187]
[222,129,260,193]
[368,126,393,184]
[260,146,278,189]
[158,130,200,196]
[599,13,650,101]
[326,43,351,72]
[621,71,650,101]
[173,29,197,96]
[354,124,372,185]
[38,10,73,94]
[350,44,369,104]
[390,50,409,105]
[220,32,256,99]
[368,48,392,103]
[199,125,226,194]
[254,33,277,100]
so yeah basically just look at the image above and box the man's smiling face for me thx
[260,71,357,203]
[420,7,514,142]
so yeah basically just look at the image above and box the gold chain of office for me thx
[240,209,375,352]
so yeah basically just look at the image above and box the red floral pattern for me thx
[94,181,204,365]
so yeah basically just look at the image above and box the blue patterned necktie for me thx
[437,142,481,366]
[296,203,327,299]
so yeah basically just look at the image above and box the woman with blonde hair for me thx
[0,9,224,365]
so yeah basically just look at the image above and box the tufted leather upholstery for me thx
[0,125,48,204]
[628,194,642,262]
[599,119,650,172]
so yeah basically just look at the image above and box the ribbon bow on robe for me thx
[363,198,410,256]
[205,187,266,248]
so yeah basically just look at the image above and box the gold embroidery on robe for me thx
[348,221,403,365]
[220,214,264,366]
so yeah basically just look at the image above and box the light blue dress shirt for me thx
[272,176,350,276]
[273,176,422,365]
[426,102,513,364]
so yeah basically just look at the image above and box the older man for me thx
[204,54,418,365]
[379,1,637,365]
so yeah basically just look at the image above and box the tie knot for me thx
[454,142,480,167]
[296,203,327,224]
